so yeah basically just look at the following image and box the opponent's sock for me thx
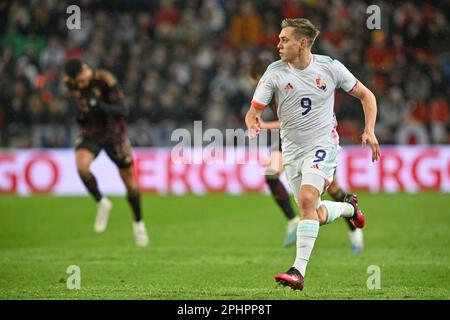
[127,189,142,222]
[293,220,319,277]
[345,218,357,231]
[80,172,102,202]
[321,200,354,224]
[266,176,296,220]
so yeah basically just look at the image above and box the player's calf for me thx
[79,171,103,202]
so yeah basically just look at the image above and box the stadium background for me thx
[0,0,449,300]
[1,0,449,148]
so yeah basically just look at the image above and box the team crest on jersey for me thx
[315,75,327,92]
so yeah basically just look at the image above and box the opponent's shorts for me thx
[283,141,340,203]
[270,134,282,153]
[270,130,282,153]
[75,136,133,169]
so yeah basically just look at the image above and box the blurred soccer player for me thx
[245,19,380,290]
[249,57,364,252]
[64,58,149,247]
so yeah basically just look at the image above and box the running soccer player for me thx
[250,57,364,252]
[64,58,149,247]
[245,18,380,290]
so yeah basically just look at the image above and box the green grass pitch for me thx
[0,193,449,299]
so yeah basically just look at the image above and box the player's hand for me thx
[248,127,260,139]
[247,117,261,140]
[361,129,381,162]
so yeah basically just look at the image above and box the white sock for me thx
[321,200,354,224]
[293,219,319,277]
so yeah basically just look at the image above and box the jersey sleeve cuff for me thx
[251,99,267,110]
[346,80,359,93]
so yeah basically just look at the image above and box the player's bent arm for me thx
[259,119,281,130]
[97,95,128,117]
[348,81,381,162]
[95,70,129,117]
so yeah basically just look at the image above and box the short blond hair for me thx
[281,18,320,47]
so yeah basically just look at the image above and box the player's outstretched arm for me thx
[348,81,381,162]
[245,104,263,139]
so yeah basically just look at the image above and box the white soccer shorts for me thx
[283,142,340,204]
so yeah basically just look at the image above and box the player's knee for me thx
[76,157,92,178]
[77,166,90,178]
[120,170,137,190]
[298,192,317,213]
[124,179,137,191]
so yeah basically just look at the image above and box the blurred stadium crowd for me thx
[0,0,449,148]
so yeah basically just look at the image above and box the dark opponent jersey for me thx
[66,70,128,144]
